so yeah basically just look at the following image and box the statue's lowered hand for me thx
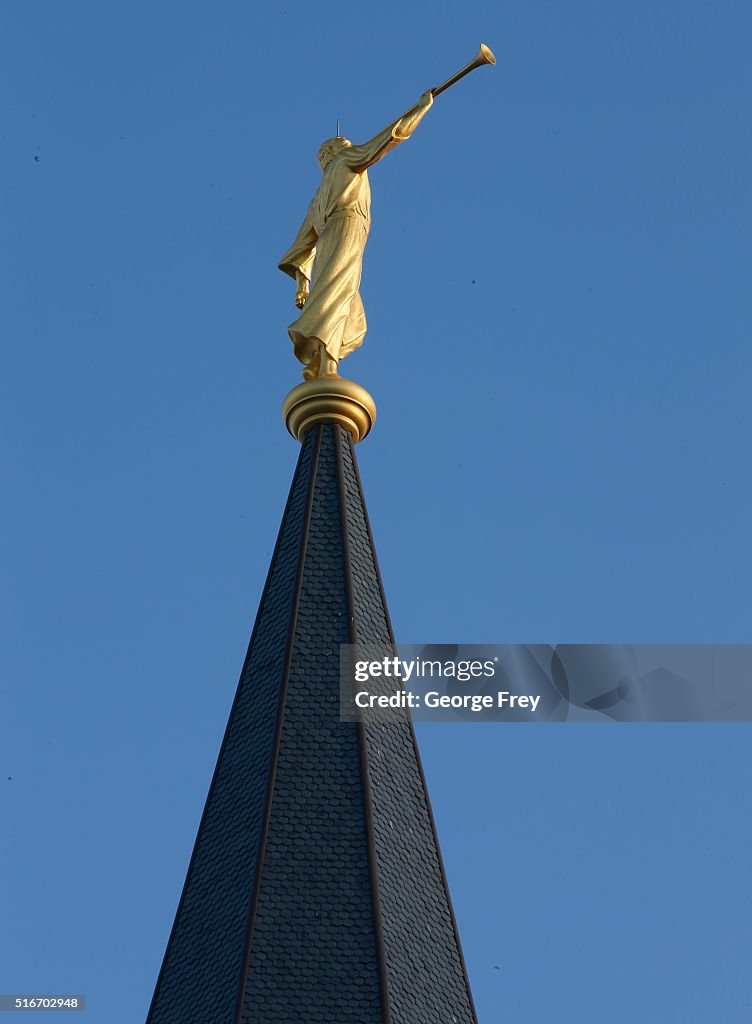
[295,283,309,309]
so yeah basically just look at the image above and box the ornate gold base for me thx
[282,376,377,444]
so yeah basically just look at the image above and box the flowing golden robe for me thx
[278,111,421,366]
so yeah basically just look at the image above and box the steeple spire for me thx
[146,423,477,1023]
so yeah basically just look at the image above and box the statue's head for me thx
[317,136,352,171]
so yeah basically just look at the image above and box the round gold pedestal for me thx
[282,377,377,444]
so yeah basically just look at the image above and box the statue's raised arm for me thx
[278,45,495,383]
[342,90,434,174]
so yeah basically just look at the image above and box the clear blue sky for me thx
[2,1,751,1020]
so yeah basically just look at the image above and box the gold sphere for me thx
[282,377,377,444]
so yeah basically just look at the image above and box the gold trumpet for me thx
[431,42,496,99]
[383,43,496,133]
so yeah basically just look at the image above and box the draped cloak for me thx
[278,117,415,366]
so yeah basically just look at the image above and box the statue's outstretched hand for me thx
[418,89,434,111]
[392,89,434,144]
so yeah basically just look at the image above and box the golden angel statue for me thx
[278,91,434,380]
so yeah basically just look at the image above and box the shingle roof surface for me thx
[146,424,476,1024]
